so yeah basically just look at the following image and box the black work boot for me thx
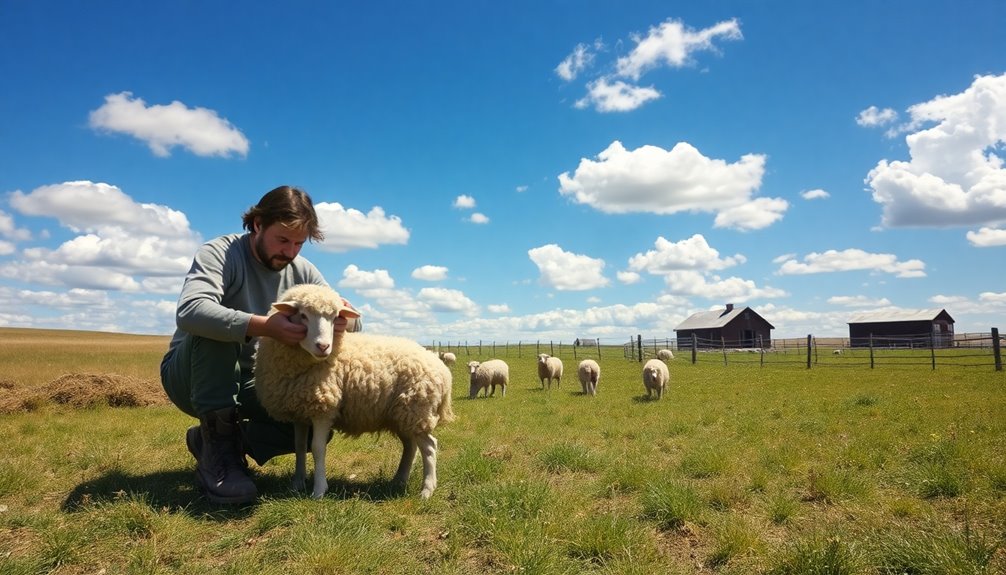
[193,407,258,504]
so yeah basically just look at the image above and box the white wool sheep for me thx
[832,349,844,355]
[438,351,457,367]
[254,284,454,500]
[656,349,674,361]
[467,359,509,398]
[537,353,564,389]
[642,358,669,400]
[577,359,600,396]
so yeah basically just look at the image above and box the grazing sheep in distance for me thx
[656,349,674,361]
[438,351,457,367]
[642,358,669,400]
[577,359,600,396]
[467,359,509,398]
[832,349,844,355]
[537,353,564,389]
[254,284,454,500]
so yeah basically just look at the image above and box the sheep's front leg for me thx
[394,433,418,488]
[310,419,332,499]
[417,433,439,499]
[292,422,309,491]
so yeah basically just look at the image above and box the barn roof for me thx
[674,306,775,331]
[847,308,954,324]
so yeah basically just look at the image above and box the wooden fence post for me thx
[637,334,643,362]
[691,334,697,364]
[993,327,1002,372]
[806,335,812,369]
[869,334,874,369]
[930,332,936,370]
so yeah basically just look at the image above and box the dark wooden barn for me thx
[674,304,775,349]
[847,308,955,348]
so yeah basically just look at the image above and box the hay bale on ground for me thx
[0,373,169,414]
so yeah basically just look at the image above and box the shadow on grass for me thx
[62,467,409,517]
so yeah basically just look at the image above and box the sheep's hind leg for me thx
[292,422,309,492]
[393,433,418,489]
[417,433,438,499]
[310,419,332,499]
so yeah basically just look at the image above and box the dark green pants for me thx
[160,335,297,465]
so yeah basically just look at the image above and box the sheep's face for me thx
[537,353,548,366]
[467,361,480,374]
[272,295,360,362]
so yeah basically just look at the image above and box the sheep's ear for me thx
[272,302,299,314]
[338,298,362,319]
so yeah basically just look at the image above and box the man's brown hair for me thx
[242,185,325,242]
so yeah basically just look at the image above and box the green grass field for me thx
[1,329,1004,574]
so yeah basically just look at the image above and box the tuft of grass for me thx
[767,534,863,575]
[539,442,599,474]
[706,516,763,568]
[869,523,1004,575]
[805,467,870,503]
[564,513,650,567]
[853,394,877,407]
[450,443,506,486]
[679,446,727,479]
[640,480,703,530]
[766,491,800,525]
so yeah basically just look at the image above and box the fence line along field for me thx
[1,327,1005,574]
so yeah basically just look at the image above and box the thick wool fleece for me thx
[254,295,453,439]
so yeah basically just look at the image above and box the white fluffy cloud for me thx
[5,181,200,288]
[575,79,661,112]
[88,92,249,158]
[454,195,475,209]
[661,270,786,302]
[617,271,641,284]
[314,203,409,252]
[470,213,489,224]
[966,226,1006,247]
[801,189,830,200]
[0,209,31,241]
[559,18,741,113]
[338,264,395,290]
[412,265,448,281]
[827,295,892,307]
[418,287,479,315]
[558,140,785,230]
[615,18,742,80]
[865,73,1006,229]
[555,41,599,82]
[528,244,610,291]
[628,234,744,273]
[856,105,898,127]
[776,248,926,278]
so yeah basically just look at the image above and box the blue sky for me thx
[2,1,1005,343]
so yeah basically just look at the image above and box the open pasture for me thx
[1,329,1004,573]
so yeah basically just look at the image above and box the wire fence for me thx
[625,329,1004,370]
[427,328,1004,371]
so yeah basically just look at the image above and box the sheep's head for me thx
[466,360,480,375]
[537,353,548,365]
[272,285,361,361]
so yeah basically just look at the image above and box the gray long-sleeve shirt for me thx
[165,233,328,376]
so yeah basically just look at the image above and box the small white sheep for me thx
[656,349,674,361]
[254,284,455,500]
[577,359,600,396]
[438,351,457,367]
[467,359,509,398]
[832,349,844,355]
[642,358,669,400]
[537,353,564,389]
